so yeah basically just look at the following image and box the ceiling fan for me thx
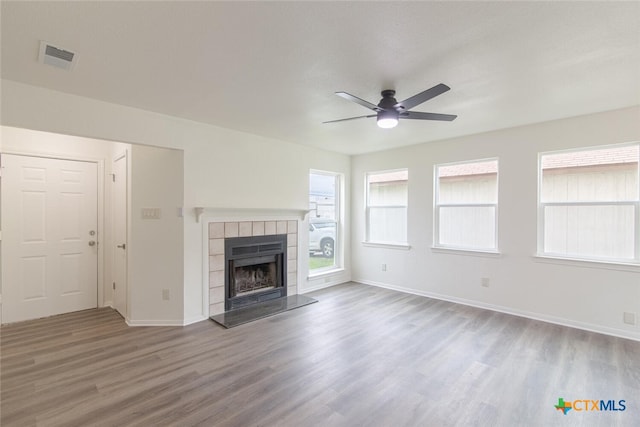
[324,83,457,129]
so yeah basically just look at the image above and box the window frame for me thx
[365,168,409,246]
[537,142,640,265]
[308,169,343,275]
[433,158,500,253]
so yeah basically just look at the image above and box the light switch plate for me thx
[141,207,161,220]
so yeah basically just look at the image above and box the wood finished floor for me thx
[2,282,639,427]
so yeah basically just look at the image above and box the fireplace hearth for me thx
[225,234,287,310]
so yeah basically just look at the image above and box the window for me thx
[366,169,408,244]
[434,159,498,251]
[539,143,639,263]
[309,171,340,272]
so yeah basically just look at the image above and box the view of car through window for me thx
[309,220,336,258]
[309,172,338,271]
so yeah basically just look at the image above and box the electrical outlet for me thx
[623,312,636,326]
[481,277,490,288]
[162,289,170,301]
[381,263,387,271]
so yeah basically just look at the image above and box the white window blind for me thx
[366,169,408,244]
[538,143,639,263]
[435,159,499,251]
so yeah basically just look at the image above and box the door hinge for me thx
[113,282,116,290]
[111,173,116,182]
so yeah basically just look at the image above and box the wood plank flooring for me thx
[2,282,639,426]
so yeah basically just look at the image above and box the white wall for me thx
[129,144,184,324]
[1,80,351,324]
[351,106,640,340]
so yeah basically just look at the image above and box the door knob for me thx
[117,243,126,249]
[88,241,96,246]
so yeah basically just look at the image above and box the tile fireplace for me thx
[208,220,298,316]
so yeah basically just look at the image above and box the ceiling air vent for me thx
[38,41,77,71]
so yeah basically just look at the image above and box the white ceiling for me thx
[2,1,639,155]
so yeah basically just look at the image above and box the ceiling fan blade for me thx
[394,84,451,111]
[335,92,381,112]
[400,111,457,121]
[323,114,376,124]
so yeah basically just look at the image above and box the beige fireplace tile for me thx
[287,272,297,286]
[287,220,297,233]
[264,221,276,235]
[210,286,225,304]
[287,233,297,247]
[276,221,287,235]
[224,222,239,238]
[209,270,224,287]
[210,254,224,271]
[209,222,225,239]
[210,302,225,316]
[287,285,297,296]
[238,221,252,237]
[209,238,224,255]
[287,246,297,261]
[287,260,297,273]
[252,221,265,236]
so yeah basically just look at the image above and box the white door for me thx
[1,154,98,323]
[112,153,127,317]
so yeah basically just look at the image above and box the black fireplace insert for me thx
[225,234,287,310]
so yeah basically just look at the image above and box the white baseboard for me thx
[126,319,185,327]
[355,278,640,342]
[126,316,207,327]
[183,315,207,326]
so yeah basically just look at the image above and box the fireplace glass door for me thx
[230,255,280,298]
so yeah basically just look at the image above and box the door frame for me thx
[1,151,106,309]
[112,150,129,319]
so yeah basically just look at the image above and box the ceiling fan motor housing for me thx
[378,90,399,110]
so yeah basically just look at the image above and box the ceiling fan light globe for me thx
[377,110,399,129]
[377,117,398,129]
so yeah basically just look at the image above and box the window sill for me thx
[431,247,501,257]
[361,242,411,250]
[533,255,640,272]
[308,267,345,280]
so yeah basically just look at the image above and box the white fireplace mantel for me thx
[195,207,309,223]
